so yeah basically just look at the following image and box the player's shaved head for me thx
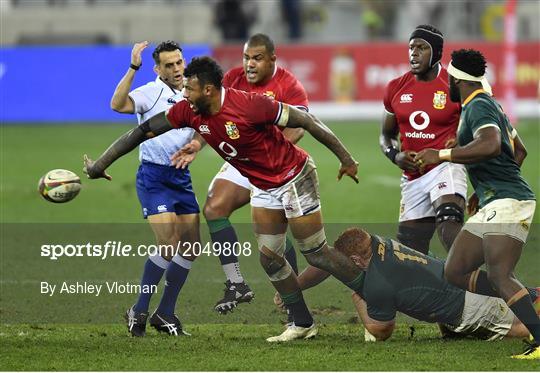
[246,33,275,55]
[184,56,223,89]
[334,228,372,268]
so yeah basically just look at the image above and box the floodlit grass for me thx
[1,121,538,370]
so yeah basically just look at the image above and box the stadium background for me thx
[1,0,539,370]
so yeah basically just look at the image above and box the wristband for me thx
[384,146,399,164]
[130,63,141,71]
[439,148,452,162]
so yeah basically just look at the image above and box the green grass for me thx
[1,121,539,370]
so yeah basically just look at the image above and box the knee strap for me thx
[296,228,327,255]
[256,233,286,257]
[267,260,292,282]
[436,202,464,224]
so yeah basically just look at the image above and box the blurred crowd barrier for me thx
[1,42,538,122]
[1,0,539,45]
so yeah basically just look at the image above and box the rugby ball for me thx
[38,169,81,203]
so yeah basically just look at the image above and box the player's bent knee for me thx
[259,253,292,281]
[296,228,327,256]
[443,262,463,286]
[435,202,464,225]
[203,200,231,221]
[256,233,286,257]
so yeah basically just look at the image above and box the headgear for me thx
[409,26,444,68]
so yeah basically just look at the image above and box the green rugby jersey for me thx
[359,235,465,325]
[458,89,535,207]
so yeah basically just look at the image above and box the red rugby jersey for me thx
[383,67,461,180]
[166,87,308,190]
[223,66,308,110]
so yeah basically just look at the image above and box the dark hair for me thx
[184,56,223,89]
[246,33,275,55]
[451,49,487,77]
[414,24,443,39]
[152,40,182,64]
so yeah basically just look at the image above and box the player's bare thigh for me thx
[204,178,251,220]
[148,212,200,260]
[251,206,288,236]
[287,210,324,240]
[444,230,484,286]
[482,234,524,299]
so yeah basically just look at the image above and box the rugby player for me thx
[109,40,199,337]
[84,56,365,342]
[380,25,466,254]
[414,49,539,359]
[279,227,539,342]
[176,34,306,316]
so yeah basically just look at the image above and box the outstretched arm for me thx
[84,112,173,179]
[284,105,359,183]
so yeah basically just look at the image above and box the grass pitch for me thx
[1,121,538,370]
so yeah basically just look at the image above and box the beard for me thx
[194,98,211,116]
[449,78,461,103]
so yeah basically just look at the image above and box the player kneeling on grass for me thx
[275,227,539,342]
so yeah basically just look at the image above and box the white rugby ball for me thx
[38,169,81,203]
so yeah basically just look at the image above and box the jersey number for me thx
[393,251,427,265]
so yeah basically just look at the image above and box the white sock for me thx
[223,262,244,283]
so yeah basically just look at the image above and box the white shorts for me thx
[399,162,468,222]
[445,291,514,341]
[464,198,536,243]
[209,162,252,192]
[251,157,321,219]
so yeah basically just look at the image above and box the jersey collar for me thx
[221,86,226,106]
[157,76,179,94]
[271,64,277,78]
[463,89,487,107]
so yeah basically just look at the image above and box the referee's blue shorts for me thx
[136,162,200,218]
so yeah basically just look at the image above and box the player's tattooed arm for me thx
[84,112,172,179]
[284,105,359,183]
